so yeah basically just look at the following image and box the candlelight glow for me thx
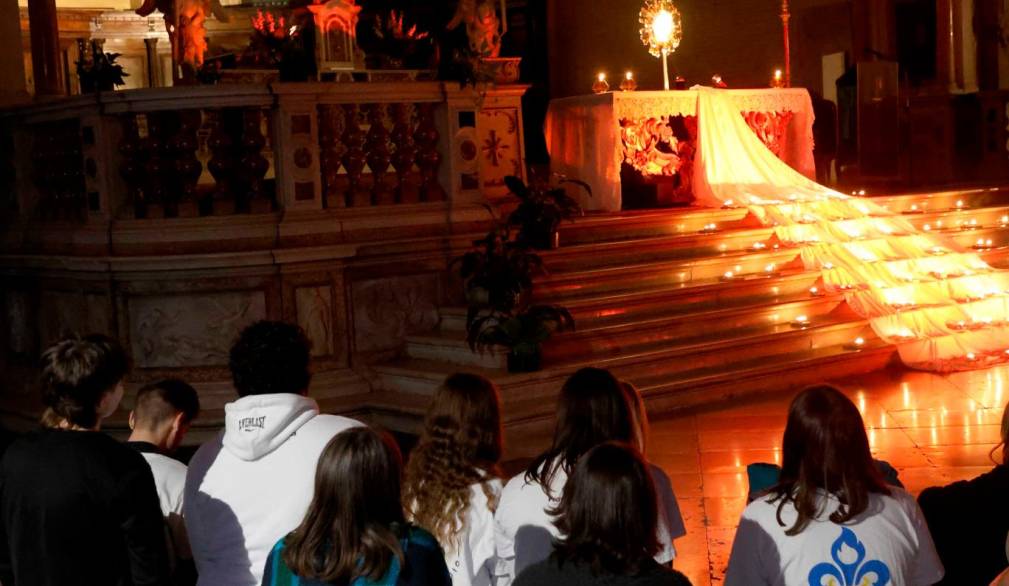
[652,9,674,44]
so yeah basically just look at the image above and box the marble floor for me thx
[651,364,1008,585]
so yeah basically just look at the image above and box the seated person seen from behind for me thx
[494,368,685,585]
[513,442,691,586]
[918,400,1009,586]
[0,334,169,586]
[262,426,453,586]
[184,320,362,586]
[724,385,944,586]
[402,373,504,586]
[128,378,201,586]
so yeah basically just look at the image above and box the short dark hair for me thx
[550,442,659,576]
[40,334,130,429]
[228,321,312,397]
[525,367,634,492]
[133,379,201,429]
[769,385,890,535]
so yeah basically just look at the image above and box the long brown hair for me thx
[402,373,503,553]
[525,368,634,494]
[283,427,406,581]
[550,442,659,576]
[769,385,890,535]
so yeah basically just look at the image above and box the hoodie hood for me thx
[222,394,319,461]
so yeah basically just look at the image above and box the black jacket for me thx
[0,428,170,586]
[918,464,1009,586]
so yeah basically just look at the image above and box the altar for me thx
[545,88,816,211]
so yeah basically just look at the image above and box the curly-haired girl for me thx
[403,373,504,586]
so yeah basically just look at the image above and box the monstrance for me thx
[638,0,682,90]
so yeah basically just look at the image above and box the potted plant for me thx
[452,220,543,314]
[467,304,574,372]
[368,10,434,70]
[505,175,591,250]
[76,41,129,93]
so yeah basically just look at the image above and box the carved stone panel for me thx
[38,291,113,347]
[351,274,439,353]
[476,107,523,198]
[128,291,266,368]
[295,286,334,357]
[4,290,33,355]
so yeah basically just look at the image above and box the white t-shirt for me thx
[724,488,944,586]
[442,479,502,586]
[139,451,191,566]
[493,460,685,586]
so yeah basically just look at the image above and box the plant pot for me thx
[507,348,541,373]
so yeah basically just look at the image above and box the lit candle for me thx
[619,70,637,92]
[854,337,865,347]
[722,271,734,280]
[956,199,964,209]
[1001,215,1008,225]
[822,262,834,270]
[791,315,809,328]
[967,352,977,361]
[809,286,820,296]
[592,72,609,94]
[764,263,776,273]
[923,223,931,231]
[910,204,918,211]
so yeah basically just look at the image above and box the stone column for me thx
[0,0,27,103]
[144,38,162,88]
[27,0,63,96]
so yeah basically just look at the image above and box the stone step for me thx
[412,293,853,369]
[547,188,1009,249]
[381,315,871,396]
[440,270,827,333]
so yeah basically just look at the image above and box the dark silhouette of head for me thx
[229,320,312,397]
[525,367,634,492]
[283,426,406,582]
[550,442,659,576]
[770,384,890,535]
[40,334,130,429]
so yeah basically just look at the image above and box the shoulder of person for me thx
[405,525,444,552]
[304,413,363,437]
[512,558,562,584]
[143,451,188,474]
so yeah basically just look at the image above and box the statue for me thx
[447,0,504,58]
[136,0,229,83]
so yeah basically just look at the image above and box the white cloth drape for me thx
[692,86,1009,371]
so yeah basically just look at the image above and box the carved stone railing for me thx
[1,82,529,226]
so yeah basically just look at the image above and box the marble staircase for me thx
[365,188,1009,435]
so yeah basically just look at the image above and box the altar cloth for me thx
[545,88,816,211]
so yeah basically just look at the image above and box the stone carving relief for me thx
[296,286,334,357]
[128,291,266,368]
[4,291,33,355]
[352,274,438,353]
[38,291,112,348]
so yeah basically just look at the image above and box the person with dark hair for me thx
[128,379,201,585]
[494,368,683,585]
[0,334,170,586]
[514,443,691,586]
[917,400,1009,585]
[184,320,361,586]
[724,385,943,586]
[403,373,504,586]
[262,426,452,586]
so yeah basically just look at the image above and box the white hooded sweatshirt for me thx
[183,393,360,586]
